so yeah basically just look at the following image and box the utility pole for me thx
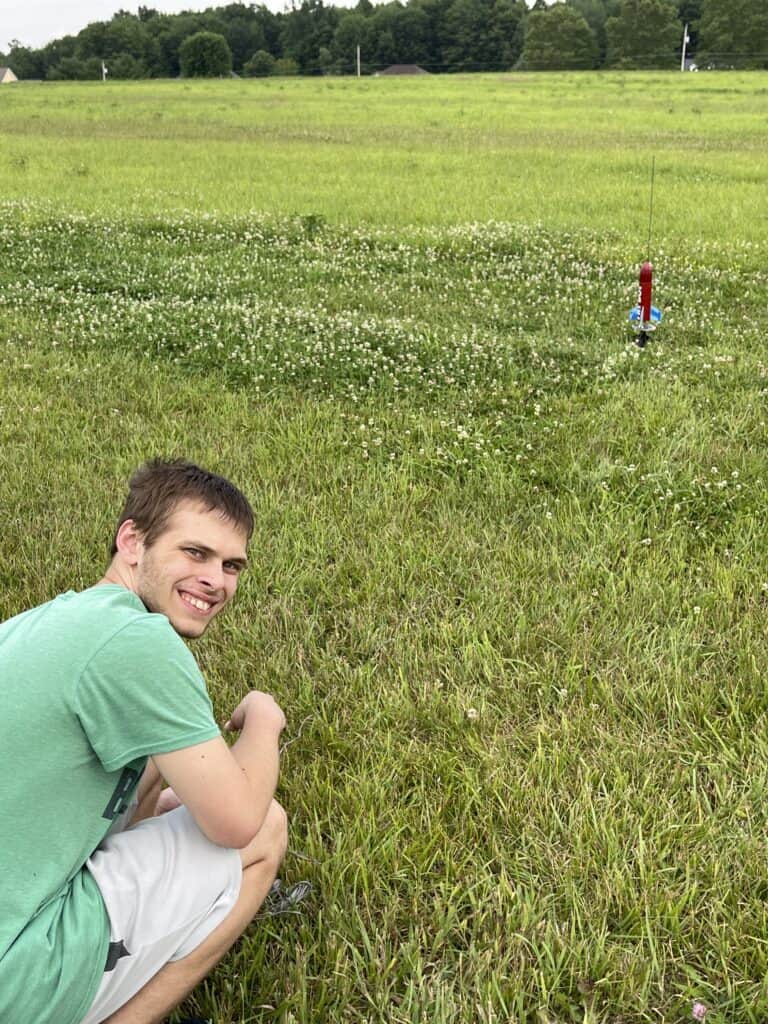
[356,44,361,78]
[680,23,689,71]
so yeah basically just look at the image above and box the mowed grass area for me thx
[0,72,767,237]
[2,73,768,1023]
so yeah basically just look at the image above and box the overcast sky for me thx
[0,1,337,50]
[1,0,541,51]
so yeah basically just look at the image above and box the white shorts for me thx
[80,806,242,1024]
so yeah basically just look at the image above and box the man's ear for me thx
[114,519,143,566]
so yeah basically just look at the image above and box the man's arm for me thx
[130,758,163,825]
[153,691,285,849]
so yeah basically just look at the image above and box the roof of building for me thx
[378,64,430,76]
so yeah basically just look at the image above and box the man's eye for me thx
[224,562,243,574]
[185,548,203,558]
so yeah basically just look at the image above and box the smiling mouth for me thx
[179,591,214,614]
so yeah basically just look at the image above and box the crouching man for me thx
[0,459,288,1024]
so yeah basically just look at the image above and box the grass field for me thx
[2,72,768,1023]
[1,73,766,236]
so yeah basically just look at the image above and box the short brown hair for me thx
[110,459,254,555]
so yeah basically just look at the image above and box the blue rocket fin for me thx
[629,306,663,324]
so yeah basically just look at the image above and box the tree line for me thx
[1,0,766,81]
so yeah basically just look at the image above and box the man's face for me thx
[133,500,249,639]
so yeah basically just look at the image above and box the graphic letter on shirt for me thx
[102,766,141,820]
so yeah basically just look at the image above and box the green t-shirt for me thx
[0,585,221,1024]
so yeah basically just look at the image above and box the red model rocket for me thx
[629,260,662,347]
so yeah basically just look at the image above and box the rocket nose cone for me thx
[640,261,653,280]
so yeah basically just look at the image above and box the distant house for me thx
[0,67,18,83]
[377,64,430,76]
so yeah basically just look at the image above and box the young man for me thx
[0,459,289,1024]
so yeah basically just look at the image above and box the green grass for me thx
[2,72,768,1023]
[1,73,767,237]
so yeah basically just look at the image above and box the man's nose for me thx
[198,563,225,591]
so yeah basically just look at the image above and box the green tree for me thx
[274,56,300,74]
[76,13,161,76]
[567,0,621,65]
[2,42,46,79]
[675,0,701,56]
[408,0,453,71]
[252,7,282,57]
[443,0,525,70]
[492,0,526,67]
[179,30,233,76]
[368,3,425,66]
[332,12,373,72]
[697,0,768,69]
[604,0,681,67]
[443,0,487,69]
[155,15,207,77]
[211,4,275,72]
[317,45,334,71]
[398,4,435,63]
[42,35,79,71]
[227,15,258,71]
[243,48,276,75]
[375,27,398,64]
[74,21,109,61]
[108,53,145,78]
[48,55,102,79]
[280,0,339,73]
[522,3,599,68]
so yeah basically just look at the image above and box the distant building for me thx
[377,65,430,76]
[0,68,18,84]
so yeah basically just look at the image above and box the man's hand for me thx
[153,691,285,848]
[224,691,286,735]
[154,786,182,816]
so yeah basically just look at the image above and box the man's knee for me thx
[264,799,289,864]
[240,799,288,870]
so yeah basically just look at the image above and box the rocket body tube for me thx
[628,261,662,343]
[639,261,653,323]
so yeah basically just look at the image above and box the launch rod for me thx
[646,156,656,260]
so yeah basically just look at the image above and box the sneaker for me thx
[262,878,313,916]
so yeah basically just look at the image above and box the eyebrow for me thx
[182,541,248,570]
